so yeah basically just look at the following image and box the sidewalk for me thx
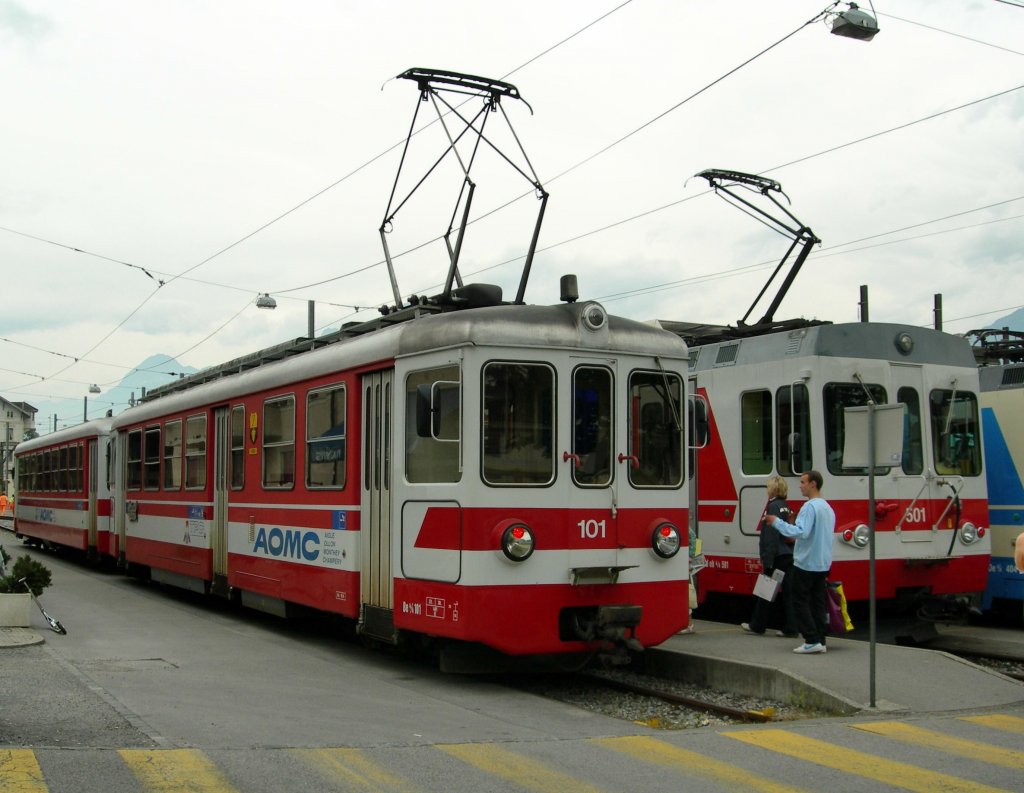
[649,619,1024,714]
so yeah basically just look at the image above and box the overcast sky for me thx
[2,0,1023,425]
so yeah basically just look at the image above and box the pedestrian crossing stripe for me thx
[724,729,1013,793]
[290,748,415,792]
[118,749,240,793]
[438,742,607,793]
[959,714,1024,733]
[0,750,46,793]
[851,721,1024,769]
[595,735,808,792]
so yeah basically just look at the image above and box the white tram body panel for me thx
[13,417,116,560]
[685,322,989,607]
[105,300,692,655]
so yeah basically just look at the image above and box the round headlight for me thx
[894,331,914,355]
[501,524,535,561]
[958,521,978,545]
[852,524,870,548]
[651,522,681,559]
[581,302,607,332]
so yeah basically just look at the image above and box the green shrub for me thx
[0,549,52,596]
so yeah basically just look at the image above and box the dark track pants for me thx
[790,566,829,646]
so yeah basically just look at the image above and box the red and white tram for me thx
[666,318,989,617]
[14,417,117,562]
[97,294,692,664]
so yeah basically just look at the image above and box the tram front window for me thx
[628,371,683,488]
[482,362,554,486]
[929,389,981,476]
[572,366,613,487]
[823,382,888,475]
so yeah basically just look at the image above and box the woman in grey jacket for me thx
[741,475,798,637]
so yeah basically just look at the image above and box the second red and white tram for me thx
[665,319,990,617]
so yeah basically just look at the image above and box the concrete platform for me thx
[0,626,44,648]
[643,619,1024,715]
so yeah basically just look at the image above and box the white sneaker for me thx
[793,642,826,654]
[740,623,763,635]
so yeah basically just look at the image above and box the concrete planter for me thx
[0,593,32,627]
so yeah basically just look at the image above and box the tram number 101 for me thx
[578,519,607,539]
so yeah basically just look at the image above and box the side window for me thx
[628,370,683,488]
[230,406,245,490]
[823,383,888,475]
[58,446,68,491]
[263,397,295,488]
[307,386,346,489]
[68,443,80,492]
[163,420,182,490]
[572,366,613,487]
[144,427,161,490]
[126,430,143,490]
[741,390,772,475]
[482,362,554,486]
[185,415,208,490]
[406,365,461,484]
[898,387,923,475]
[930,389,981,476]
[777,384,812,476]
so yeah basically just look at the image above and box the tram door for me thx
[86,439,99,556]
[889,363,935,541]
[360,371,395,638]
[211,406,230,588]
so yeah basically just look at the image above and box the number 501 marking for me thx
[578,518,607,539]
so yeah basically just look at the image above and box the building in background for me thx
[1,396,37,496]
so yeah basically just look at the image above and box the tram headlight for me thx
[841,524,870,548]
[957,521,979,545]
[651,522,681,559]
[500,523,535,561]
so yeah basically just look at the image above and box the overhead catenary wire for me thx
[5,6,1023,403]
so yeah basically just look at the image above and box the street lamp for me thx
[256,293,277,309]
[828,1,879,41]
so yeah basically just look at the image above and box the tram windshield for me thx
[482,362,554,486]
[929,389,981,476]
[628,370,683,488]
[572,366,613,487]
[823,382,888,475]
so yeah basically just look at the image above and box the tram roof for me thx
[14,416,114,455]
[112,299,687,428]
[660,320,977,372]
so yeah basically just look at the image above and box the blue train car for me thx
[978,360,1024,614]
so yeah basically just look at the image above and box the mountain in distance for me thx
[30,355,199,436]
[986,307,1024,332]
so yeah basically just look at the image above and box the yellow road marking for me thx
[851,721,1024,769]
[439,743,607,793]
[118,749,241,793]
[725,728,1012,793]
[0,750,47,793]
[960,714,1024,734]
[291,748,417,792]
[595,735,808,792]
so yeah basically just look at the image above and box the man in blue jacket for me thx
[765,470,835,654]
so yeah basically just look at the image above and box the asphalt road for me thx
[2,537,1023,793]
